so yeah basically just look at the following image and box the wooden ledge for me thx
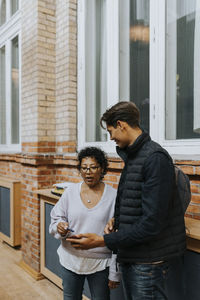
[185,217,200,253]
[185,217,200,240]
[83,296,90,300]
[36,189,60,201]
[0,176,20,184]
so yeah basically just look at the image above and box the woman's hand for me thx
[108,280,120,289]
[104,218,115,234]
[57,222,69,236]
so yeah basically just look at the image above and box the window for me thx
[79,0,119,149]
[11,0,18,16]
[11,36,19,144]
[0,0,6,26]
[151,0,200,155]
[78,0,200,155]
[119,0,150,132]
[166,0,200,140]
[0,0,18,25]
[78,0,149,152]
[84,0,108,142]
[0,46,6,144]
[0,0,20,152]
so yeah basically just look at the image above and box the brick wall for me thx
[1,0,200,279]
[175,160,200,219]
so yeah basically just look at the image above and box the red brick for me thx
[191,194,200,204]
[186,204,200,215]
[112,184,118,189]
[195,167,200,175]
[104,175,118,182]
[191,184,200,193]
[174,160,200,166]
[178,166,194,175]
[192,215,200,220]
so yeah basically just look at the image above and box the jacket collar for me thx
[116,131,150,161]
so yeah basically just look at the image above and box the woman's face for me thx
[80,157,103,188]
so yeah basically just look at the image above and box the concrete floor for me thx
[0,239,63,300]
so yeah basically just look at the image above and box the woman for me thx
[49,147,120,300]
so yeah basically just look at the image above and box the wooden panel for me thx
[185,217,200,253]
[0,187,10,237]
[0,177,21,247]
[185,217,200,241]
[40,197,62,289]
[186,237,200,253]
[44,202,62,278]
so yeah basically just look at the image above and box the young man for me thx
[67,101,186,299]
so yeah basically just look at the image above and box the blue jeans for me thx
[62,266,110,300]
[120,262,170,300]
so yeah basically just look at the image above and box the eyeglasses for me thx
[80,166,100,173]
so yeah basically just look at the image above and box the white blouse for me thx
[49,182,120,281]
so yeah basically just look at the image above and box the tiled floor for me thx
[0,239,63,300]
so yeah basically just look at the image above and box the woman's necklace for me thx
[81,182,104,207]
[85,195,99,204]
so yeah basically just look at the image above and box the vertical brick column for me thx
[21,0,38,149]
[55,0,77,153]
[21,0,56,153]
[37,0,56,150]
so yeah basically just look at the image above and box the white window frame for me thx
[78,0,119,153]
[0,0,21,153]
[150,0,200,156]
[78,0,200,156]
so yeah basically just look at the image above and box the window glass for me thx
[0,0,6,26]
[11,0,18,16]
[85,0,107,142]
[166,0,200,139]
[11,36,19,144]
[119,0,150,132]
[0,46,6,144]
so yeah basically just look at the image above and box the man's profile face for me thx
[106,124,130,148]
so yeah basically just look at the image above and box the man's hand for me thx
[66,233,105,250]
[104,217,115,234]
[108,280,120,289]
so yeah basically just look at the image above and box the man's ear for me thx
[116,120,126,130]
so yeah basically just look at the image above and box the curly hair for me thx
[77,147,108,179]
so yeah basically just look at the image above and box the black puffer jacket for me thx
[104,132,186,263]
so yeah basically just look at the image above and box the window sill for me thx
[172,154,200,162]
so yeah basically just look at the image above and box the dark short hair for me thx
[100,101,140,129]
[77,147,108,178]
